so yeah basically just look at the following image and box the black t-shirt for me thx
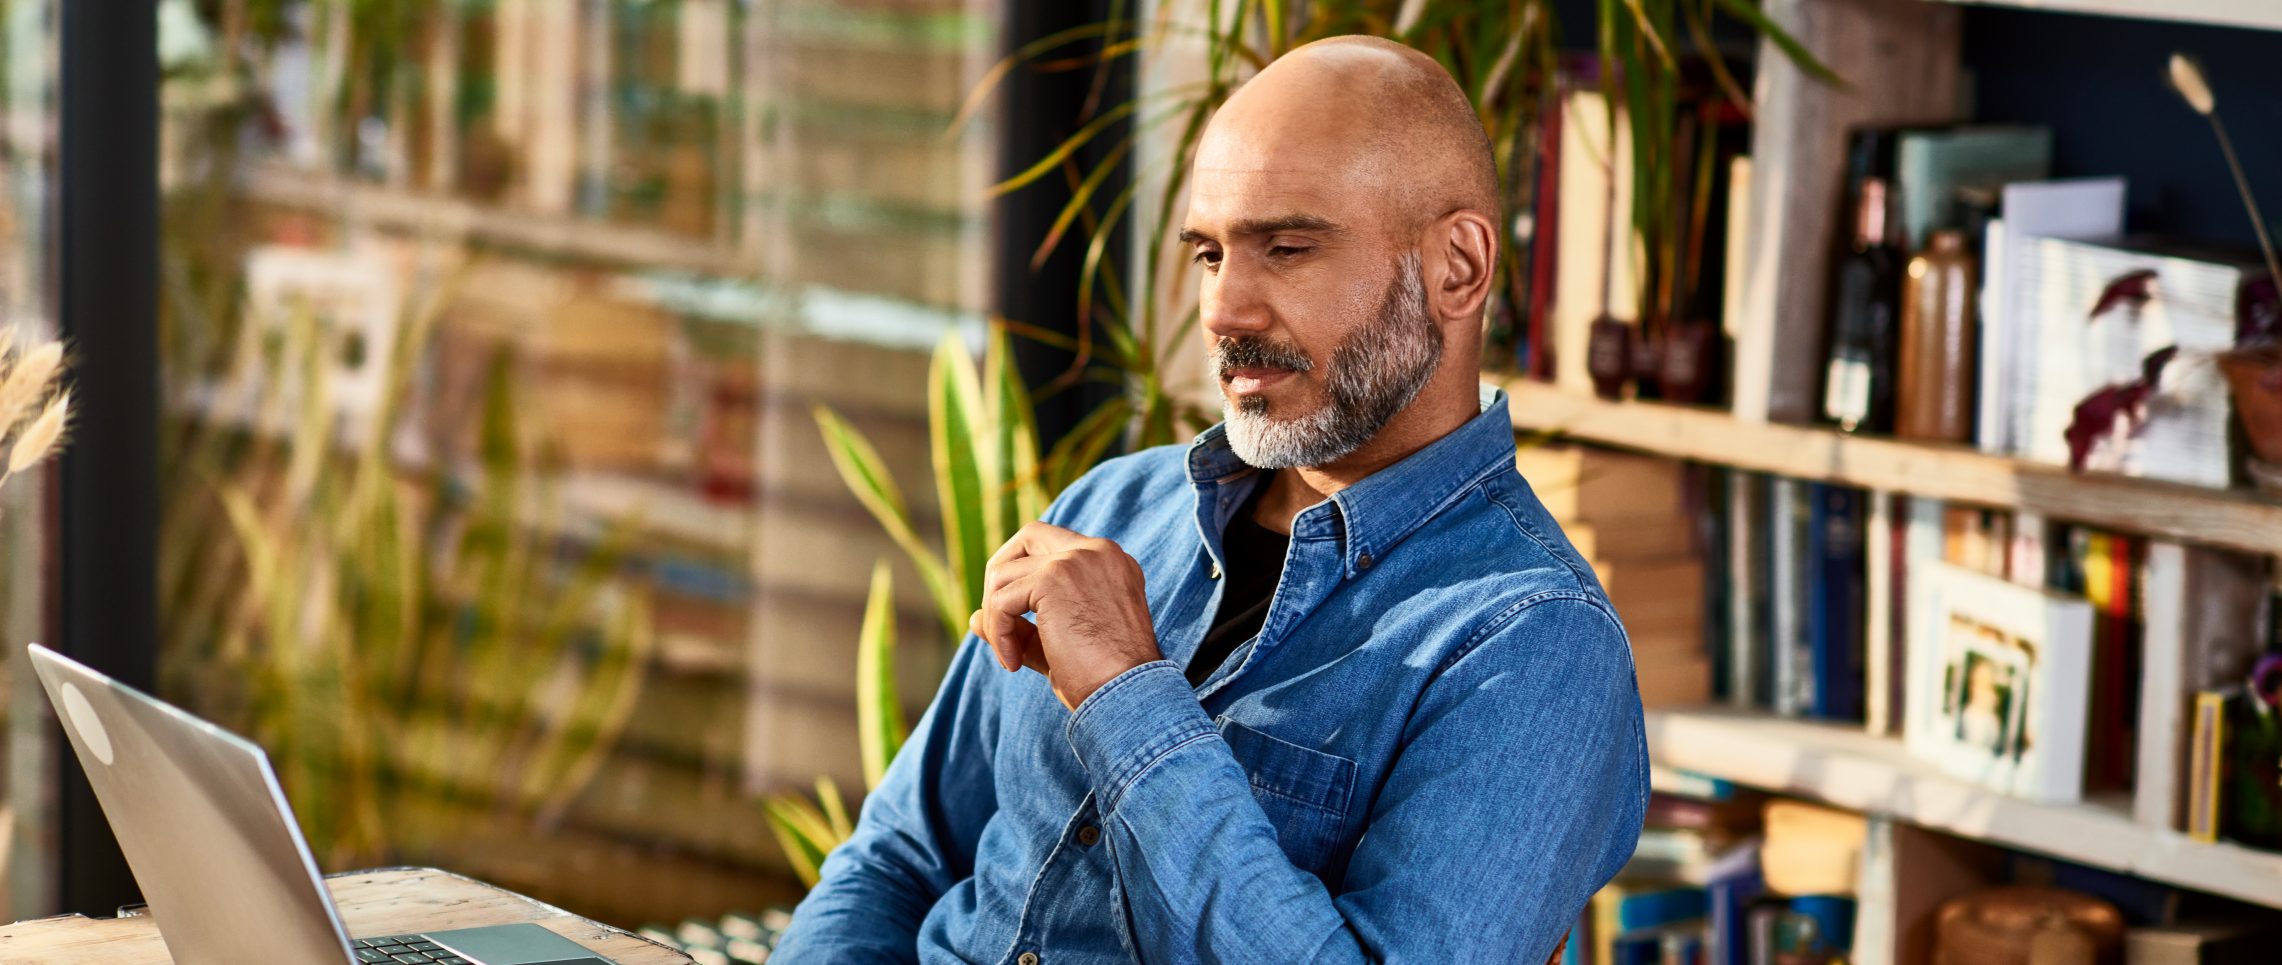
[1185,473,1290,687]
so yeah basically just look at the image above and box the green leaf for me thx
[815,405,961,638]
[929,333,993,628]
[855,561,906,792]
[1711,0,1840,85]
[983,328,1047,539]
[988,99,1142,197]
[815,776,855,841]
[762,795,840,888]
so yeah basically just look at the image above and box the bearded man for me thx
[773,34,1647,964]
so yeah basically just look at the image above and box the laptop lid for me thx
[28,643,356,965]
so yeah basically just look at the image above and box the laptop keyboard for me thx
[353,934,474,964]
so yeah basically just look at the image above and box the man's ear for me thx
[1426,210,1498,327]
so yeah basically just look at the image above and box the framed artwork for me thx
[1905,561,2094,803]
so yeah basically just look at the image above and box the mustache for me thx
[1211,336,1314,380]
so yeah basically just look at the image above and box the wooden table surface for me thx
[0,867,694,964]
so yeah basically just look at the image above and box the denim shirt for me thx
[774,388,1649,964]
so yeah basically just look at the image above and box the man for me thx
[774,35,1647,963]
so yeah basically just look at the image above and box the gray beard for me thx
[1219,251,1443,469]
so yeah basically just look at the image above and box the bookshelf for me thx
[1645,707,2282,908]
[1499,377,2282,558]
[1930,0,2282,33]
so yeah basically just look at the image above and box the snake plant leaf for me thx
[816,777,855,843]
[855,561,906,793]
[930,333,993,626]
[984,328,1049,535]
[762,794,841,888]
[815,404,961,637]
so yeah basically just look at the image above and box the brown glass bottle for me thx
[1896,230,1979,441]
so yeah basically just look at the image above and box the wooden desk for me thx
[0,867,694,964]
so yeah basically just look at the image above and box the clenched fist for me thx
[968,521,1165,709]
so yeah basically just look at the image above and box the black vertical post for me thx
[995,0,1132,453]
[56,0,160,916]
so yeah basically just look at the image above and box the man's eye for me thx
[1192,249,1222,269]
[1268,245,1311,258]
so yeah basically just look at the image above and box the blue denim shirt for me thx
[774,388,1648,964]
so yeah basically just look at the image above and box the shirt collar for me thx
[1186,385,1515,578]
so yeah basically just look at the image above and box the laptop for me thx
[28,643,620,965]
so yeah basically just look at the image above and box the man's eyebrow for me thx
[1178,214,1342,246]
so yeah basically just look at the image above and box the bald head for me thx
[1198,36,1500,236]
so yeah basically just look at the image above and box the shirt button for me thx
[1019,954,1040,965]
[1358,551,1374,570]
[1209,561,1222,579]
[1077,825,1101,846]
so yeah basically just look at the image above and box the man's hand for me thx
[968,521,1164,709]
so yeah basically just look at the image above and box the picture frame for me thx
[1904,561,2095,803]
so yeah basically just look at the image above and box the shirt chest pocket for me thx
[1215,718,1357,879]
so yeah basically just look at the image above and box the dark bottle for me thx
[1822,175,1901,433]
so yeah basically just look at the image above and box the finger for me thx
[985,520,1084,574]
[980,552,1050,610]
[981,573,1046,672]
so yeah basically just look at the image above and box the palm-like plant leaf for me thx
[855,561,905,792]
[929,333,994,626]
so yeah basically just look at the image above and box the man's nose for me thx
[1200,261,1273,339]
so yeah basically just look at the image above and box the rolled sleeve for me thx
[1063,660,1216,814]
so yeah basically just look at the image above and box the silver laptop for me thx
[28,643,619,965]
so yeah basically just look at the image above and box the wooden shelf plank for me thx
[1647,707,2282,908]
[237,163,747,275]
[1499,378,2282,557]
[1930,0,2282,32]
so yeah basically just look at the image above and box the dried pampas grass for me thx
[2167,50,2281,292]
[0,334,69,497]
[0,341,63,429]
[2168,54,2215,115]
[9,390,68,476]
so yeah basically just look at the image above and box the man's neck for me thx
[1248,378,1480,535]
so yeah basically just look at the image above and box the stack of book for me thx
[1516,444,1711,707]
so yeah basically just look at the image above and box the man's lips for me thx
[1223,367,1295,393]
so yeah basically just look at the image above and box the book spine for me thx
[1814,486,1866,722]
[2187,689,2227,843]
[1864,491,1895,734]
[1771,478,1804,717]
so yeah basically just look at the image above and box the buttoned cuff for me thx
[1064,660,1216,815]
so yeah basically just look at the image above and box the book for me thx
[1863,492,1897,734]
[1526,82,1566,382]
[1770,479,1812,717]
[1592,881,1710,965]
[1551,80,1642,395]
[2005,236,2260,487]
[1705,841,1765,965]
[2125,917,2277,965]
[2134,544,2269,831]
[1891,496,1948,739]
[1726,471,1772,710]
[1514,445,1689,523]
[1761,800,1865,897]
[2076,529,2144,793]
[2186,688,2232,843]
[1893,125,2052,251]
[1974,178,2129,455]
[1807,485,1867,721]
